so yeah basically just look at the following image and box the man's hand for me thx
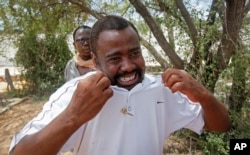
[11,71,113,155]
[162,68,231,132]
[66,71,113,126]
[161,68,209,103]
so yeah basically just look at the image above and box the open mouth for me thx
[120,74,135,82]
[117,72,138,88]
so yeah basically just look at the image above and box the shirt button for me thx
[128,106,132,111]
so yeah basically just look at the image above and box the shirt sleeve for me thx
[64,59,80,82]
[8,78,79,154]
[165,90,204,135]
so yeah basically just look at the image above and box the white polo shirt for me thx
[9,72,204,155]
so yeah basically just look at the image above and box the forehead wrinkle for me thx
[97,27,140,56]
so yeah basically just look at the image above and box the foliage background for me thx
[0,0,249,154]
[14,33,72,96]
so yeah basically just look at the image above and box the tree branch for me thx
[207,0,220,25]
[243,1,250,16]
[156,0,189,42]
[129,0,184,69]
[140,38,169,68]
[68,0,104,19]
[175,0,197,44]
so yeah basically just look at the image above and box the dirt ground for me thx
[0,98,45,155]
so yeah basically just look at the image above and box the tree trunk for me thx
[201,0,246,93]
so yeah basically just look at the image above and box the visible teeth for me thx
[120,74,135,82]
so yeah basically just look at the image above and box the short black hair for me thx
[73,25,91,41]
[90,15,140,55]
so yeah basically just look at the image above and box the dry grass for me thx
[0,99,45,155]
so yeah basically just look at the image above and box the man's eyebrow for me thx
[105,46,141,58]
[105,51,121,58]
[128,46,141,52]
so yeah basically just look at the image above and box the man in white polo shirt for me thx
[9,15,231,155]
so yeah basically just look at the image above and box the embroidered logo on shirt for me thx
[157,101,164,104]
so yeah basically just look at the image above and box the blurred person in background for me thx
[64,25,96,81]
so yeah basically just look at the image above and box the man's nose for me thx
[120,58,135,72]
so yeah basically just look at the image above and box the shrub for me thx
[14,33,72,96]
